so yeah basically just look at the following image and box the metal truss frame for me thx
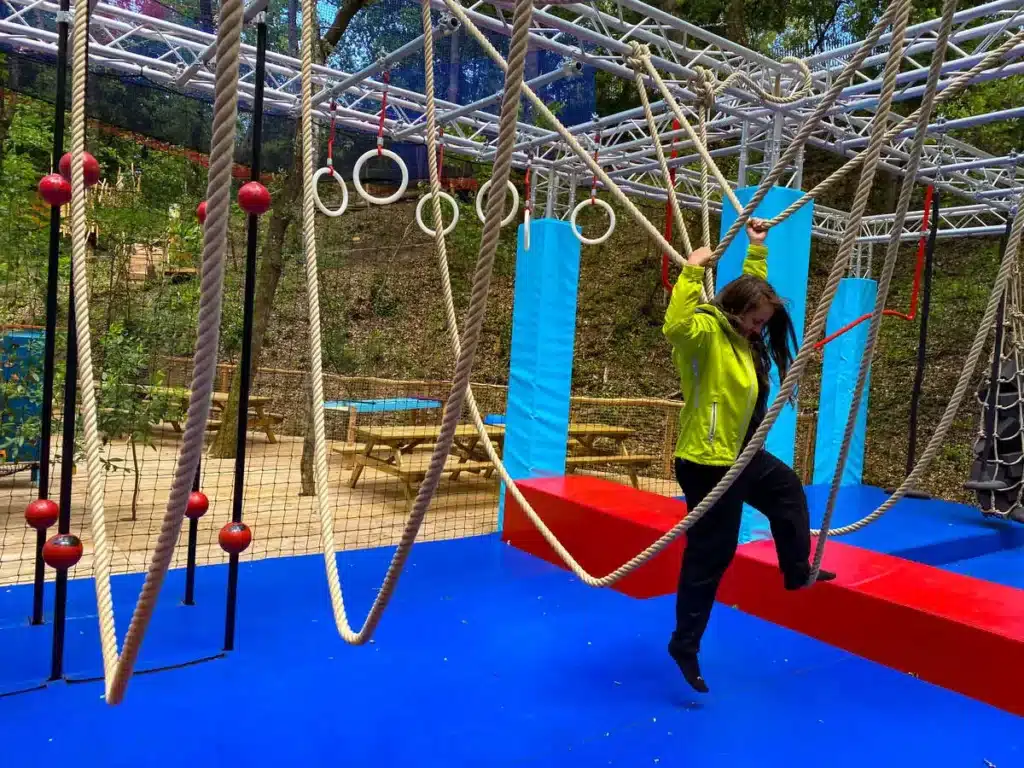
[0,0,1021,245]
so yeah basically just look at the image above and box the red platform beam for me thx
[503,475,1024,716]
[719,538,1024,717]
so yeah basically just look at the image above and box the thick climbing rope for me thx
[631,45,745,218]
[762,27,1024,231]
[427,0,906,588]
[668,0,915,564]
[697,57,813,107]
[67,0,245,703]
[298,0,536,643]
[821,204,1024,537]
[629,60,712,296]
[807,0,959,579]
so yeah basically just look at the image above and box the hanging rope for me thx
[68,0,245,703]
[807,0,958,578]
[762,27,1024,231]
[298,0,537,644]
[694,56,813,107]
[428,0,909,589]
[632,43,744,220]
[660,119,679,293]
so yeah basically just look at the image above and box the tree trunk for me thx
[130,437,140,521]
[206,0,373,472]
[198,0,214,32]
[207,139,303,458]
[725,0,747,46]
[300,375,315,495]
[288,0,299,57]
[447,30,461,104]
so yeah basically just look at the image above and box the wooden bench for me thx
[564,454,656,488]
[202,411,284,443]
[391,459,496,509]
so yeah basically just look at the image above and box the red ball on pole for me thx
[197,200,207,225]
[237,182,271,216]
[219,522,252,554]
[58,151,101,187]
[38,173,72,207]
[25,499,59,531]
[42,534,84,571]
[186,491,209,520]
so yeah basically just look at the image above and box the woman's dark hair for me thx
[713,274,798,388]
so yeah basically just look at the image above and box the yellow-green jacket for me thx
[663,245,769,466]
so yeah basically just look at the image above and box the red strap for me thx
[524,158,532,212]
[377,71,390,156]
[327,101,337,164]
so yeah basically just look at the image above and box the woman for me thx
[662,219,835,694]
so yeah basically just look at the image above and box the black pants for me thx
[670,452,811,655]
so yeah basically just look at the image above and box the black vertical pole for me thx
[50,0,90,681]
[32,0,71,627]
[224,17,266,652]
[905,189,940,488]
[183,461,201,606]
[49,255,78,680]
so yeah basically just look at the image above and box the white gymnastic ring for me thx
[523,208,531,251]
[415,191,460,237]
[312,166,349,217]
[352,148,410,205]
[570,197,616,246]
[475,179,520,227]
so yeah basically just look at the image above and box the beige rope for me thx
[817,204,1023,537]
[432,0,908,588]
[711,0,904,260]
[765,27,1024,230]
[300,0,536,643]
[808,0,958,578]
[631,66,693,257]
[68,0,245,703]
[700,58,813,106]
[631,43,744,218]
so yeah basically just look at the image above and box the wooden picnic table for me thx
[347,424,506,504]
[135,385,283,443]
[346,421,658,507]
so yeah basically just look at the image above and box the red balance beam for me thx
[503,475,1024,716]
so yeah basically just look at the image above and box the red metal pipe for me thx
[814,185,934,350]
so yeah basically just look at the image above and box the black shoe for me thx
[815,569,837,584]
[667,643,709,694]
[785,568,837,591]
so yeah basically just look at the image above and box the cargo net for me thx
[968,252,1024,523]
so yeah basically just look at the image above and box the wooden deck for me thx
[0,426,678,587]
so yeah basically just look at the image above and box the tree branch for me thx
[322,0,376,55]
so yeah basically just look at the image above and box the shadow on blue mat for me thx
[0,565,226,697]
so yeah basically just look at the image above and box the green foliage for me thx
[95,323,172,446]
[0,337,43,464]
